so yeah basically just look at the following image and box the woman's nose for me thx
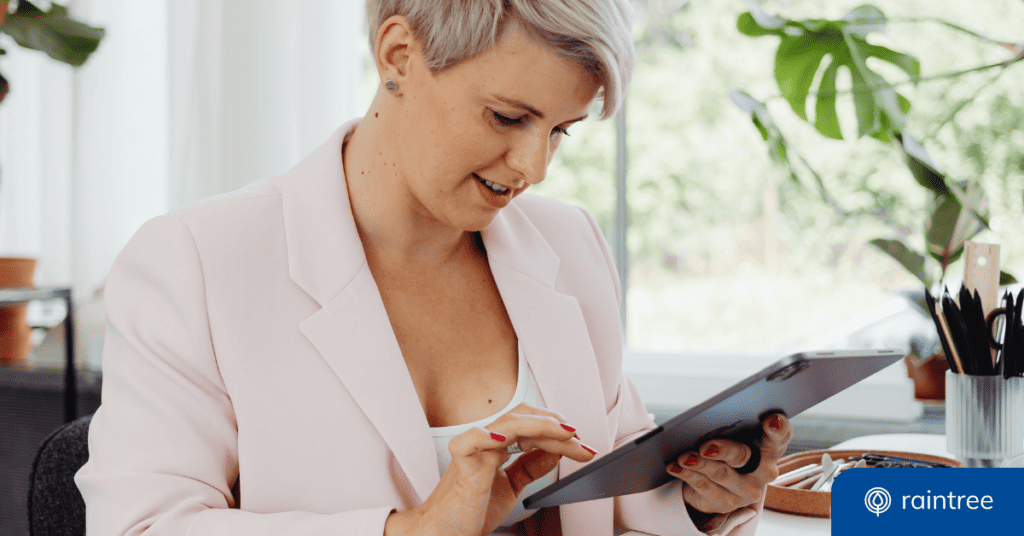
[506,131,552,185]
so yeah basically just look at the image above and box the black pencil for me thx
[966,287,993,375]
[958,286,981,374]
[1002,291,1013,379]
[943,292,975,375]
[1011,289,1019,377]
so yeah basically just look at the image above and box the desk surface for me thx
[754,434,949,535]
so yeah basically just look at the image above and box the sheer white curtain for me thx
[0,22,75,287]
[167,0,365,207]
[0,0,366,300]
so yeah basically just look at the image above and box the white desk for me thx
[754,433,951,535]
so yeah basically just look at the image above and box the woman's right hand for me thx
[384,403,597,536]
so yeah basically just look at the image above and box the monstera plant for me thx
[731,1,1023,292]
[0,0,103,362]
[730,0,1023,398]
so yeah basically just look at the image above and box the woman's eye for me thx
[493,112,524,126]
[492,111,570,137]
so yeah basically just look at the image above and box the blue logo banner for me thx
[832,468,1024,534]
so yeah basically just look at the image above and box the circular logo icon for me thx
[864,487,892,517]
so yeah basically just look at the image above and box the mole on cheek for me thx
[488,399,493,404]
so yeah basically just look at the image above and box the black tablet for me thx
[522,349,903,509]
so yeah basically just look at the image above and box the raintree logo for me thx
[833,468,1015,535]
[864,487,891,516]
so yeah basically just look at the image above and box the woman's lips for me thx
[474,174,513,208]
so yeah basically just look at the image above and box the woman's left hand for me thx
[666,413,793,526]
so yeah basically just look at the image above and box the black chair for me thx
[27,414,93,536]
[27,413,243,535]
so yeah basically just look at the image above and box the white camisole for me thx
[429,346,557,534]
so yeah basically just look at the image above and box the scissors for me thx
[983,291,1024,378]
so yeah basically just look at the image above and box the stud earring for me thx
[385,80,398,93]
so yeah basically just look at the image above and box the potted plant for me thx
[0,1,102,362]
[730,2,1023,399]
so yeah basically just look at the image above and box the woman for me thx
[76,1,792,535]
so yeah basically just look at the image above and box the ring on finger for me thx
[735,445,761,475]
[506,442,523,455]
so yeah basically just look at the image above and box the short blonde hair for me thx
[366,0,636,120]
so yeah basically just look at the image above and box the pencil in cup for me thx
[926,286,1024,377]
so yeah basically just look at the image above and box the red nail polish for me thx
[767,414,782,430]
[703,444,720,458]
[669,463,684,474]
[560,423,577,432]
[580,443,597,455]
[684,456,699,467]
[491,432,507,442]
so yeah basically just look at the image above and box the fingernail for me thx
[491,432,507,442]
[703,444,720,458]
[560,423,577,432]
[669,463,684,474]
[767,414,782,430]
[573,433,580,440]
[580,443,597,455]
[684,455,699,467]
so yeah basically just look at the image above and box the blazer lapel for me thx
[481,203,611,456]
[483,203,615,533]
[300,267,441,504]
[270,120,440,504]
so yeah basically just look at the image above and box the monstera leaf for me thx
[924,182,985,268]
[870,238,934,287]
[894,133,949,195]
[893,133,988,270]
[884,134,1016,284]
[738,2,920,142]
[0,1,104,66]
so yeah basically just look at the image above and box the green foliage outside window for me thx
[535,0,1024,352]
[732,0,1022,290]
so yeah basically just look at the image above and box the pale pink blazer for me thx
[76,120,763,536]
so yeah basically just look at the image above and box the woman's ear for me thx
[374,15,415,93]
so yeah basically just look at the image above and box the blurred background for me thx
[528,0,1024,358]
[2,0,1022,365]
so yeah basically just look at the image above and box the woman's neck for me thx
[342,99,473,271]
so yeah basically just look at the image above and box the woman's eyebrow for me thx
[493,96,588,124]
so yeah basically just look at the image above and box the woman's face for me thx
[393,22,601,232]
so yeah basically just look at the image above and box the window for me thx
[537,0,1024,364]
